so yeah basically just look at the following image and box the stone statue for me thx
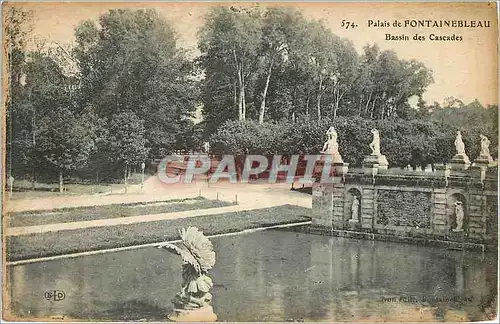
[450,130,471,169]
[362,128,388,170]
[455,131,466,156]
[158,227,217,321]
[453,201,464,232]
[321,126,343,163]
[351,197,359,221]
[369,129,381,156]
[321,126,339,155]
[479,134,494,164]
[480,135,490,156]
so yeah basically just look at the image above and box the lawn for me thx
[8,173,150,200]
[6,205,311,261]
[7,197,233,227]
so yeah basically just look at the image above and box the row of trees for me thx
[199,6,434,133]
[4,6,497,189]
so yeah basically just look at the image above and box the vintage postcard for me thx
[1,0,498,322]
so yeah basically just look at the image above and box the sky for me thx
[4,1,499,106]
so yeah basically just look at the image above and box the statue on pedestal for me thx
[452,201,464,232]
[480,134,490,156]
[363,128,388,170]
[369,129,381,156]
[321,126,343,163]
[158,227,217,322]
[451,130,471,168]
[351,197,359,221]
[479,134,494,163]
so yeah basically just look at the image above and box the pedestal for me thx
[435,164,450,177]
[168,306,217,322]
[363,154,388,171]
[363,164,379,176]
[450,154,471,170]
[447,229,466,242]
[331,152,344,164]
[378,155,388,170]
[473,156,492,168]
[315,155,347,180]
[471,157,490,183]
[470,163,486,178]
[333,162,349,176]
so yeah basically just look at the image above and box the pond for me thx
[6,230,497,321]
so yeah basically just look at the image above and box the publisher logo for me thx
[44,290,65,302]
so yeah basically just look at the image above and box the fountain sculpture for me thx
[158,227,217,322]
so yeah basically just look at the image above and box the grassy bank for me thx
[7,197,233,227]
[6,205,311,261]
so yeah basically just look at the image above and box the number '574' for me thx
[341,20,358,29]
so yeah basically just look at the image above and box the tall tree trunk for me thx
[124,165,128,193]
[364,90,373,117]
[370,97,378,119]
[238,87,243,121]
[233,49,244,121]
[237,67,244,121]
[259,59,274,124]
[233,81,238,113]
[332,89,344,119]
[59,170,64,193]
[241,68,246,120]
[316,76,323,121]
[31,97,36,190]
[357,94,363,117]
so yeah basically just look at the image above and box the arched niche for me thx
[345,187,362,222]
[447,192,467,232]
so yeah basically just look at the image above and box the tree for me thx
[257,7,301,123]
[4,6,33,94]
[4,6,33,181]
[73,9,197,158]
[36,107,97,192]
[198,6,263,124]
[9,46,71,187]
[198,6,368,125]
[322,38,358,119]
[108,111,149,191]
[427,99,498,160]
[302,21,338,121]
[348,45,433,120]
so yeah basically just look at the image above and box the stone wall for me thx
[311,166,498,251]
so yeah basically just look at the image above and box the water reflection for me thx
[6,230,497,321]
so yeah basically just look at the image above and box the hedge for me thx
[209,117,497,168]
